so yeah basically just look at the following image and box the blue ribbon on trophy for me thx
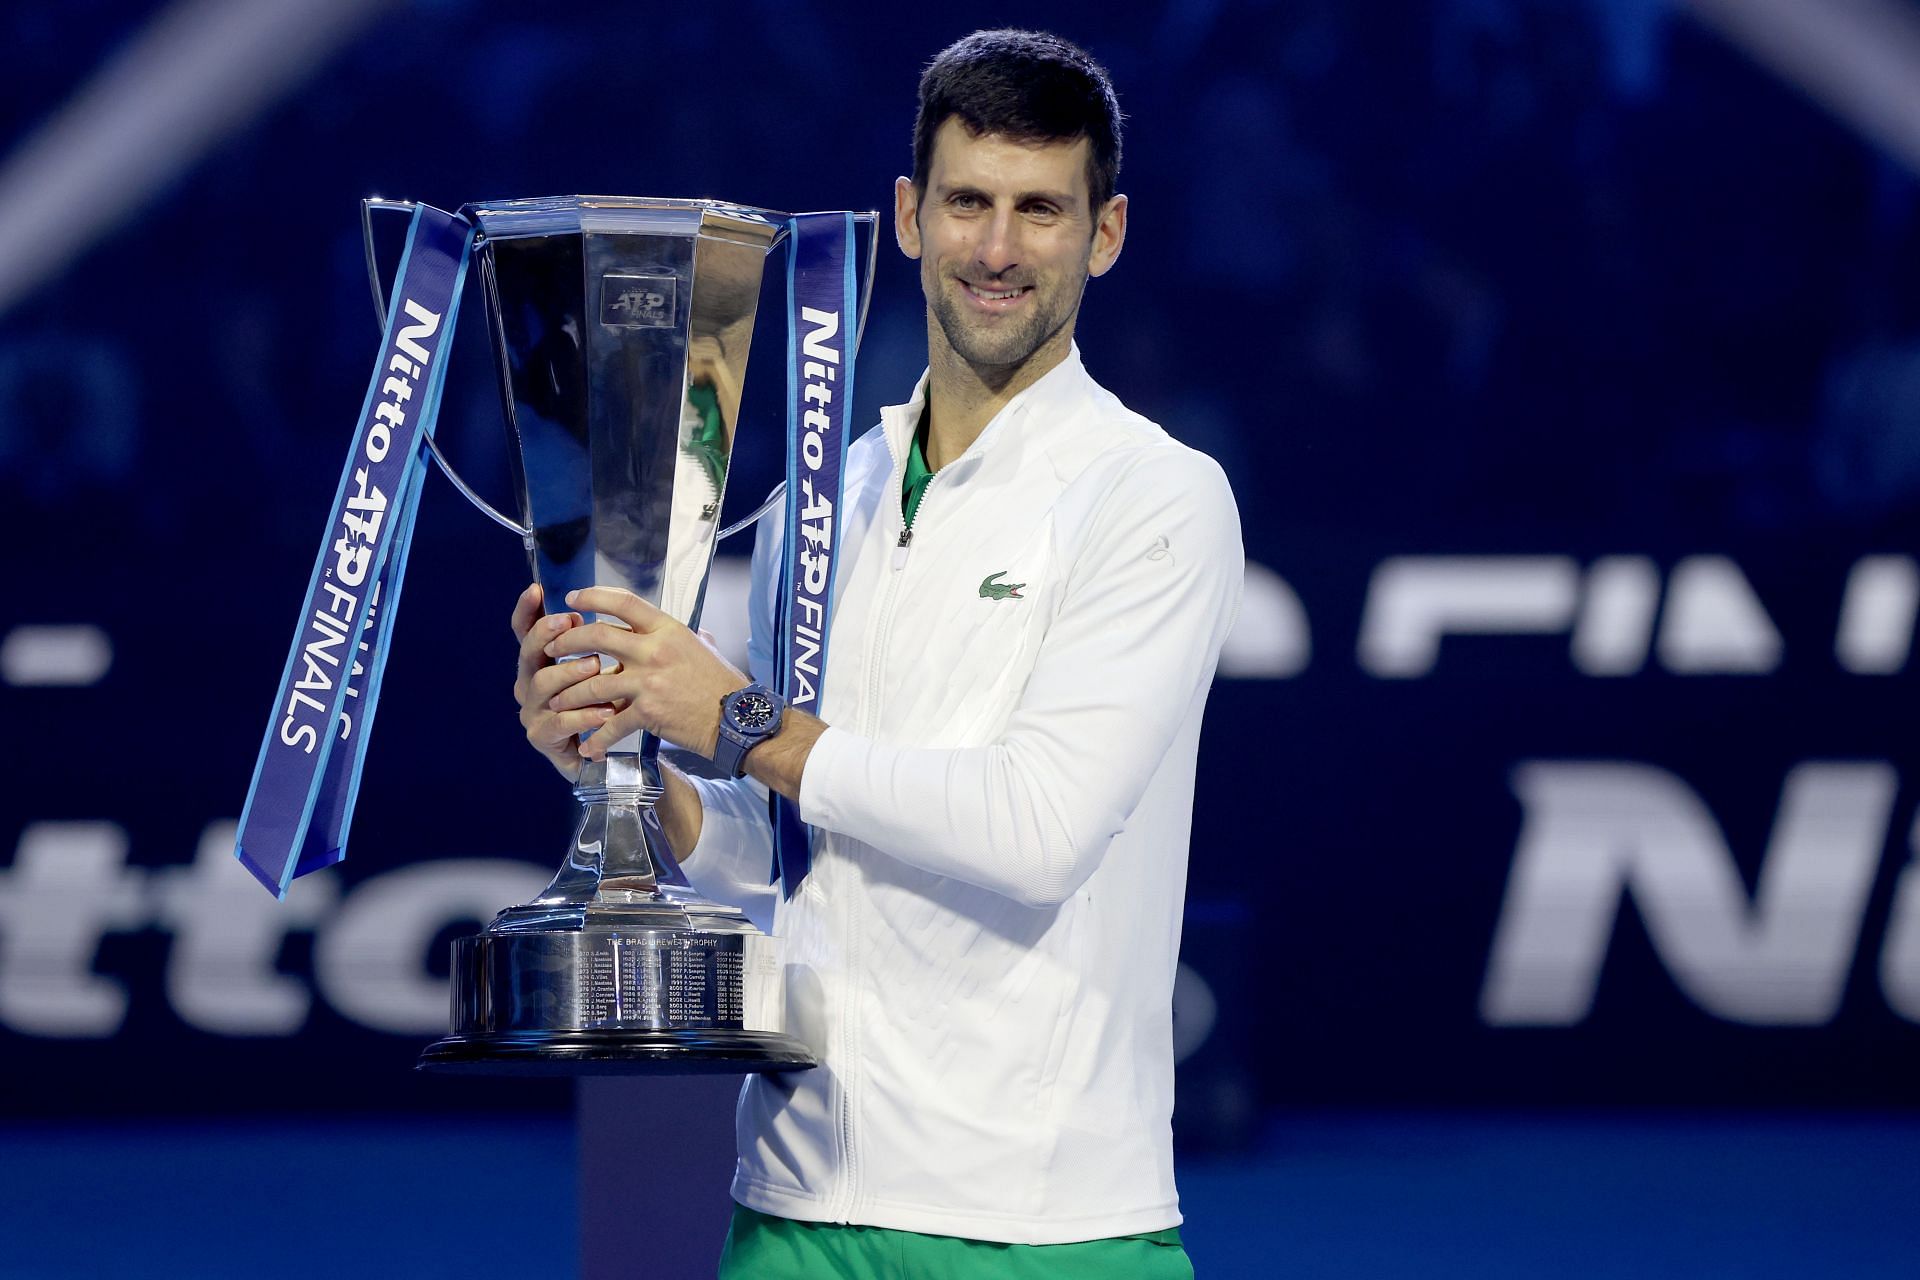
[236,204,473,896]
[770,213,859,898]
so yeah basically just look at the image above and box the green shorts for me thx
[717,1204,1194,1279]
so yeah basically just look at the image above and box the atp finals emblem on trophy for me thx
[237,196,875,1074]
[601,275,677,327]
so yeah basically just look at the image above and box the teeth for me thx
[969,284,1024,300]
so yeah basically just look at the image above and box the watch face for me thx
[730,691,777,733]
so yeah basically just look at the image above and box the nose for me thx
[975,206,1020,277]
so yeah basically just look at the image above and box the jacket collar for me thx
[878,343,1090,482]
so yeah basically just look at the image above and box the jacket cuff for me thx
[683,773,776,922]
[797,724,858,833]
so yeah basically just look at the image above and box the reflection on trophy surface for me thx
[415,195,827,1074]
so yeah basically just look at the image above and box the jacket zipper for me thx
[868,475,940,714]
[838,890,860,1220]
[891,468,942,570]
[835,437,944,1222]
[836,430,901,1221]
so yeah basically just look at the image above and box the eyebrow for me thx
[936,181,1080,208]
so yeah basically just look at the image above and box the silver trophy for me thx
[360,195,873,1074]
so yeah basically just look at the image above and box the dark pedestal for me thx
[578,1074,742,1279]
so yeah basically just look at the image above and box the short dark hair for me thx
[912,30,1124,213]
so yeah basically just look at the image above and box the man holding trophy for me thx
[512,29,1241,1277]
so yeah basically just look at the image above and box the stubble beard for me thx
[926,266,1086,379]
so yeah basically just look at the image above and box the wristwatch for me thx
[713,683,786,778]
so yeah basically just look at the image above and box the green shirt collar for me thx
[902,424,935,529]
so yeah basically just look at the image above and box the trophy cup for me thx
[352,195,873,1074]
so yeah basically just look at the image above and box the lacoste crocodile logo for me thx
[979,571,1026,601]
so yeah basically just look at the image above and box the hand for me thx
[541,586,749,762]
[511,583,616,782]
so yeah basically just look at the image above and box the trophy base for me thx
[429,903,813,1078]
[417,1027,817,1076]
[426,768,813,1079]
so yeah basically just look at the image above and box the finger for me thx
[529,705,614,746]
[528,654,602,703]
[517,610,582,691]
[545,620,651,663]
[510,583,544,642]
[566,586,672,634]
[580,704,650,760]
[546,663,638,713]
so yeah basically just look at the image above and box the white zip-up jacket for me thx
[682,347,1243,1246]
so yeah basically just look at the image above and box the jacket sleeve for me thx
[797,448,1243,908]
[677,486,782,923]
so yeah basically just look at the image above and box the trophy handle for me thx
[359,195,415,330]
[784,209,881,357]
[853,209,880,359]
[715,210,881,543]
[360,196,535,543]
[716,489,785,542]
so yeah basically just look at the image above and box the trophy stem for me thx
[487,751,698,934]
[420,739,818,1072]
[567,751,670,895]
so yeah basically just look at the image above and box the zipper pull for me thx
[892,527,913,570]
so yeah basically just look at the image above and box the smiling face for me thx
[897,118,1127,381]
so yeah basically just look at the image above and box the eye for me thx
[950,191,984,211]
[1023,201,1061,220]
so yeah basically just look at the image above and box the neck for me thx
[920,320,1075,471]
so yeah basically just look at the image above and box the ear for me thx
[894,176,923,261]
[1087,193,1128,279]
